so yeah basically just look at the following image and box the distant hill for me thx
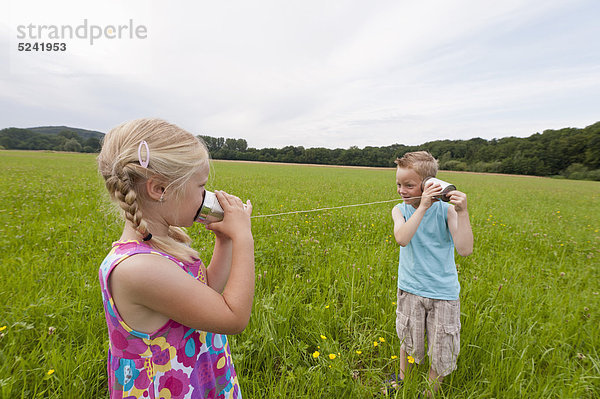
[28,126,105,140]
[0,126,104,153]
[2,121,599,180]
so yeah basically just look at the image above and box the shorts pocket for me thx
[443,323,460,335]
[395,312,412,350]
[437,322,460,376]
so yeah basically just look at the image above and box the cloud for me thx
[1,0,599,148]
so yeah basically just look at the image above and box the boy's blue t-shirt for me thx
[396,201,460,300]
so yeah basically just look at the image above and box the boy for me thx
[391,151,473,397]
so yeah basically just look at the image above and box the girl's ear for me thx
[145,176,166,201]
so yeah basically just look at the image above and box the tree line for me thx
[2,122,599,180]
[201,121,600,180]
[0,128,101,153]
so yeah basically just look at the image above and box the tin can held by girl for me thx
[195,190,225,224]
[422,177,456,202]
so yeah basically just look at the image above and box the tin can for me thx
[422,177,456,202]
[195,190,224,224]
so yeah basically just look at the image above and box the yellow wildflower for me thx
[0,326,6,332]
[373,341,378,347]
[407,355,415,364]
[312,351,320,358]
[320,334,327,340]
[356,350,362,355]
[329,353,336,360]
[47,369,55,375]
[379,337,385,343]
[391,355,398,359]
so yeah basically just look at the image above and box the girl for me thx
[97,118,254,398]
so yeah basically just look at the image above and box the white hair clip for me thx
[138,140,150,168]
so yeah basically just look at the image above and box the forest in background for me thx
[1,121,599,180]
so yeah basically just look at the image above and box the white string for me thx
[250,197,422,219]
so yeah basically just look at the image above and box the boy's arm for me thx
[393,205,426,246]
[447,190,473,257]
[393,182,442,246]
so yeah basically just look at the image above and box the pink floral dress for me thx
[99,240,241,399]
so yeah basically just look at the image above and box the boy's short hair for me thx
[394,151,438,180]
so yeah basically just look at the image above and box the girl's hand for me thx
[446,190,468,213]
[205,191,253,241]
[419,181,443,210]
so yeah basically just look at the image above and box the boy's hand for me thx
[205,191,253,241]
[419,181,443,210]
[446,190,468,213]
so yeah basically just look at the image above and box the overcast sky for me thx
[1,0,599,149]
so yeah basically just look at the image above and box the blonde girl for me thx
[97,118,254,398]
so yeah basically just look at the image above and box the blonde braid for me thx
[106,165,150,240]
[168,226,192,246]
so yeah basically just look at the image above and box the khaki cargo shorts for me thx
[395,289,461,377]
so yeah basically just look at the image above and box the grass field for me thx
[1,150,599,398]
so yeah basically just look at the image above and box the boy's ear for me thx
[421,176,433,191]
[145,176,166,201]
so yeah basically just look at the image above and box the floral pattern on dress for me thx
[99,240,240,399]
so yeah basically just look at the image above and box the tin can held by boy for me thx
[422,177,456,202]
[195,190,224,224]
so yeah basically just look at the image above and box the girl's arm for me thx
[447,190,473,257]
[205,191,253,293]
[205,234,233,293]
[112,192,255,335]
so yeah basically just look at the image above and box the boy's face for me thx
[396,167,423,207]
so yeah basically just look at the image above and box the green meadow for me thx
[1,150,599,398]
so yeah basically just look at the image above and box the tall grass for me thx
[0,151,598,398]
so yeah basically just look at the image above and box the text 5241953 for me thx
[18,42,67,52]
